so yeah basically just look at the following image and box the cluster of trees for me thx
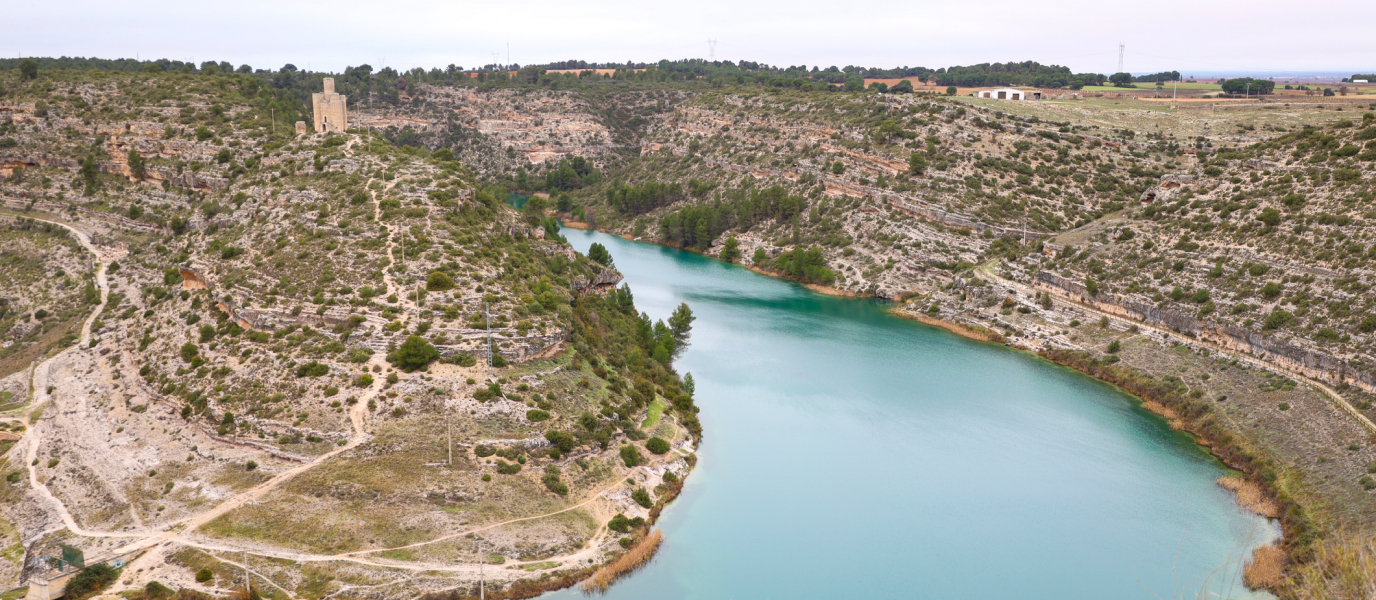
[6,54,1139,97]
[1219,78,1276,95]
[930,62,1105,89]
[771,246,836,285]
[606,181,687,215]
[517,156,603,192]
[657,184,808,250]
[0,56,244,74]
[1133,71,1181,83]
[1347,74,1376,82]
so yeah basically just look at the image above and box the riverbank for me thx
[560,221,1369,594]
[560,220,873,298]
[889,307,1008,344]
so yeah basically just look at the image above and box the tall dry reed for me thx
[1241,543,1286,590]
[580,530,663,594]
[1285,530,1376,600]
[1217,475,1281,518]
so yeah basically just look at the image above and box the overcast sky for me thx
[10,0,1374,75]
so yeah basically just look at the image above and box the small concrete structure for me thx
[312,78,348,133]
[24,549,140,600]
[975,87,1038,100]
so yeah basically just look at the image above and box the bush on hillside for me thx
[645,437,670,454]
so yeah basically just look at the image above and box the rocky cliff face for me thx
[1036,271,1376,394]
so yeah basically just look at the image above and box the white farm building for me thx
[974,87,1040,100]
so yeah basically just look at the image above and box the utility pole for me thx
[486,302,494,379]
[1117,43,1125,74]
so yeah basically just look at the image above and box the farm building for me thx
[973,88,1040,100]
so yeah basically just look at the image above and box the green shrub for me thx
[545,430,576,453]
[607,514,646,534]
[144,581,173,600]
[394,335,439,371]
[645,437,670,454]
[1260,281,1283,299]
[245,461,257,470]
[632,487,653,508]
[542,466,568,495]
[526,409,551,422]
[1106,340,1121,354]
[495,460,522,475]
[607,514,632,533]
[426,271,455,291]
[180,343,199,363]
[455,353,477,367]
[475,444,496,457]
[1263,309,1294,330]
[195,568,213,583]
[65,565,118,599]
[620,445,644,467]
[295,361,329,377]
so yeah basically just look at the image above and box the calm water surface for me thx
[549,228,1279,600]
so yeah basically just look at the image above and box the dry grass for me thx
[1139,400,1185,430]
[1285,531,1376,600]
[580,530,662,593]
[1242,543,1286,590]
[1217,475,1281,518]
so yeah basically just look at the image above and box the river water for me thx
[551,228,1279,600]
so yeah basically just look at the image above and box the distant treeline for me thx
[5,55,1136,91]
[1133,71,1181,83]
[1,56,1235,96]
[927,62,1103,89]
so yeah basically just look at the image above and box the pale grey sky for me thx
[11,0,1375,75]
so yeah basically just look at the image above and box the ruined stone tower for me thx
[312,78,347,133]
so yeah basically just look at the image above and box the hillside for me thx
[4,60,1376,598]
[0,67,700,600]
[537,87,1376,594]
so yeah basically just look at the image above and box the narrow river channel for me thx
[550,227,1279,600]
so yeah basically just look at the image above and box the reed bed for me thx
[1217,475,1281,518]
[580,530,663,593]
[1241,543,1287,590]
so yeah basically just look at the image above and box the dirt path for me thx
[15,215,132,539]
[11,155,616,593]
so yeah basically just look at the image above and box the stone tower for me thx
[312,78,347,133]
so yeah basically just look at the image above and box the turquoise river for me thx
[549,227,1280,600]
